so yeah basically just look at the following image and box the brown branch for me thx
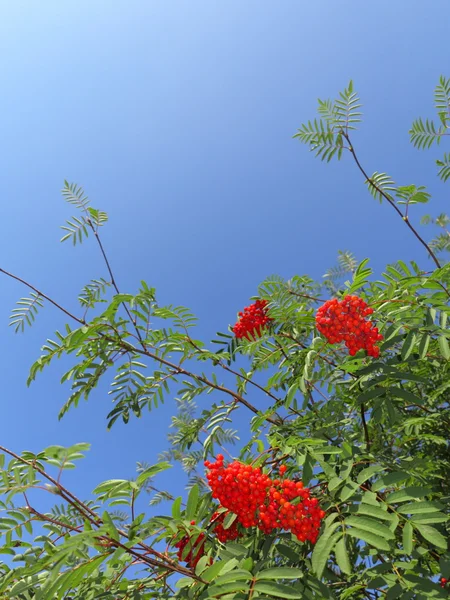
[341,131,441,269]
[0,268,280,426]
[287,289,325,303]
[0,267,85,325]
[5,446,202,581]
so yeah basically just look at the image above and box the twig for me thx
[341,131,441,269]
[0,268,281,426]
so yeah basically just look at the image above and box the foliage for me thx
[0,79,449,598]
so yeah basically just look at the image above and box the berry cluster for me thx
[232,299,272,340]
[316,296,383,357]
[211,509,242,543]
[174,522,207,568]
[440,577,448,589]
[205,454,325,543]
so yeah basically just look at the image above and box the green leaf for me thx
[222,511,237,530]
[256,567,304,580]
[172,496,182,519]
[186,484,199,520]
[202,560,228,582]
[386,583,404,600]
[397,501,444,515]
[328,477,344,491]
[311,523,341,577]
[213,569,253,586]
[302,453,314,486]
[102,511,120,541]
[334,538,351,575]
[339,481,359,501]
[286,382,298,407]
[386,487,432,504]
[411,513,448,524]
[136,461,172,487]
[357,465,385,484]
[438,335,450,359]
[345,516,395,540]
[346,527,390,551]
[414,524,448,549]
[372,471,410,492]
[356,503,395,522]
[253,581,303,599]
[403,522,413,554]
[418,333,430,359]
[401,330,417,360]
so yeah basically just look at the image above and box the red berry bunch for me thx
[174,523,207,568]
[232,299,272,340]
[316,295,383,357]
[440,577,448,589]
[210,509,242,542]
[205,455,325,544]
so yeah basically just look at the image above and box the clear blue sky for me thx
[1,1,449,507]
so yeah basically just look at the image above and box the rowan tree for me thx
[0,78,448,599]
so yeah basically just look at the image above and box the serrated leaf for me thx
[438,336,450,359]
[372,471,410,492]
[102,511,120,541]
[136,461,172,487]
[386,583,403,600]
[334,538,351,575]
[253,581,303,599]
[207,580,251,595]
[403,522,413,554]
[397,501,445,515]
[222,511,237,530]
[346,516,395,540]
[339,481,359,501]
[357,465,385,484]
[346,527,390,551]
[311,524,341,577]
[356,503,394,522]
[401,330,417,360]
[214,569,253,585]
[186,484,199,520]
[201,560,227,582]
[411,513,448,524]
[386,487,432,504]
[414,524,448,549]
[256,567,304,580]
[172,496,182,520]
[418,333,430,359]
[328,477,344,491]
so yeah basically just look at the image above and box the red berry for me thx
[232,299,272,340]
[315,296,382,358]
[204,456,325,544]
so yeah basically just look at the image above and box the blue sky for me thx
[1,1,449,510]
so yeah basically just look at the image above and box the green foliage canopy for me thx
[0,79,448,599]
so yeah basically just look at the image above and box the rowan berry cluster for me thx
[204,454,325,543]
[316,295,383,357]
[174,522,207,568]
[440,577,448,589]
[232,299,272,340]
[211,509,242,542]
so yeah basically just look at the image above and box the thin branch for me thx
[0,268,280,426]
[286,289,325,303]
[3,445,201,581]
[0,267,84,325]
[341,131,441,269]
